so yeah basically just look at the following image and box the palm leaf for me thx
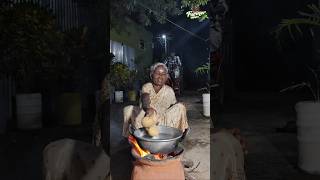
[274,3,320,40]
[195,62,210,75]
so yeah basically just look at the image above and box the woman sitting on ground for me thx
[122,62,188,137]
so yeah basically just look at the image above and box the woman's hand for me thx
[145,107,156,117]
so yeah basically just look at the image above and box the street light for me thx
[161,34,167,55]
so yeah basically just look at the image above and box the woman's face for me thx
[152,66,168,87]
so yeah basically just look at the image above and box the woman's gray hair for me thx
[150,62,169,78]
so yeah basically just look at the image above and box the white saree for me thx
[122,83,188,137]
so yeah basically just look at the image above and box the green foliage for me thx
[110,62,131,90]
[195,63,210,75]
[181,0,209,9]
[197,83,219,94]
[274,3,320,102]
[110,0,182,27]
[182,0,210,22]
[0,2,65,92]
[186,10,209,21]
[57,27,89,80]
[195,62,213,93]
[280,67,320,102]
[274,3,320,41]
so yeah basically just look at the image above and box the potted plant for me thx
[195,62,216,117]
[275,2,320,174]
[279,67,320,174]
[0,2,65,129]
[110,62,130,103]
[54,27,89,126]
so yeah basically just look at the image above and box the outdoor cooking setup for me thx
[128,125,188,180]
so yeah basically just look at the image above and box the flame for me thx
[128,135,150,157]
[128,135,167,160]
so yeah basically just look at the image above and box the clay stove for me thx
[129,135,185,180]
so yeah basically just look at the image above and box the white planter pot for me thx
[114,91,124,103]
[296,101,320,174]
[16,93,42,130]
[202,93,210,117]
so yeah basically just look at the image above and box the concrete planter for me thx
[16,93,42,129]
[202,93,210,117]
[296,101,320,174]
[114,91,124,103]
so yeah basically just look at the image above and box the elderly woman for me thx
[122,62,188,137]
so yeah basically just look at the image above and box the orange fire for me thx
[128,135,150,157]
[128,135,167,160]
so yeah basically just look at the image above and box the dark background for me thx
[232,0,315,92]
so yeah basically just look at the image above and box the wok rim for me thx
[133,125,183,142]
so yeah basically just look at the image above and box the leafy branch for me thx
[274,3,320,40]
[195,62,210,75]
[280,67,320,102]
[181,0,209,9]
[197,83,219,94]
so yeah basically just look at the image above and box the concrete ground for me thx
[214,92,320,180]
[110,91,211,180]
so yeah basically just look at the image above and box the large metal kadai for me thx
[130,125,184,154]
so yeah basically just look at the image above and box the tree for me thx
[0,2,65,93]
[110,0,229,52]
[182,0,229,52]
[110,0,181,27]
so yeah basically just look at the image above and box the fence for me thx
[9,0,94,31]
